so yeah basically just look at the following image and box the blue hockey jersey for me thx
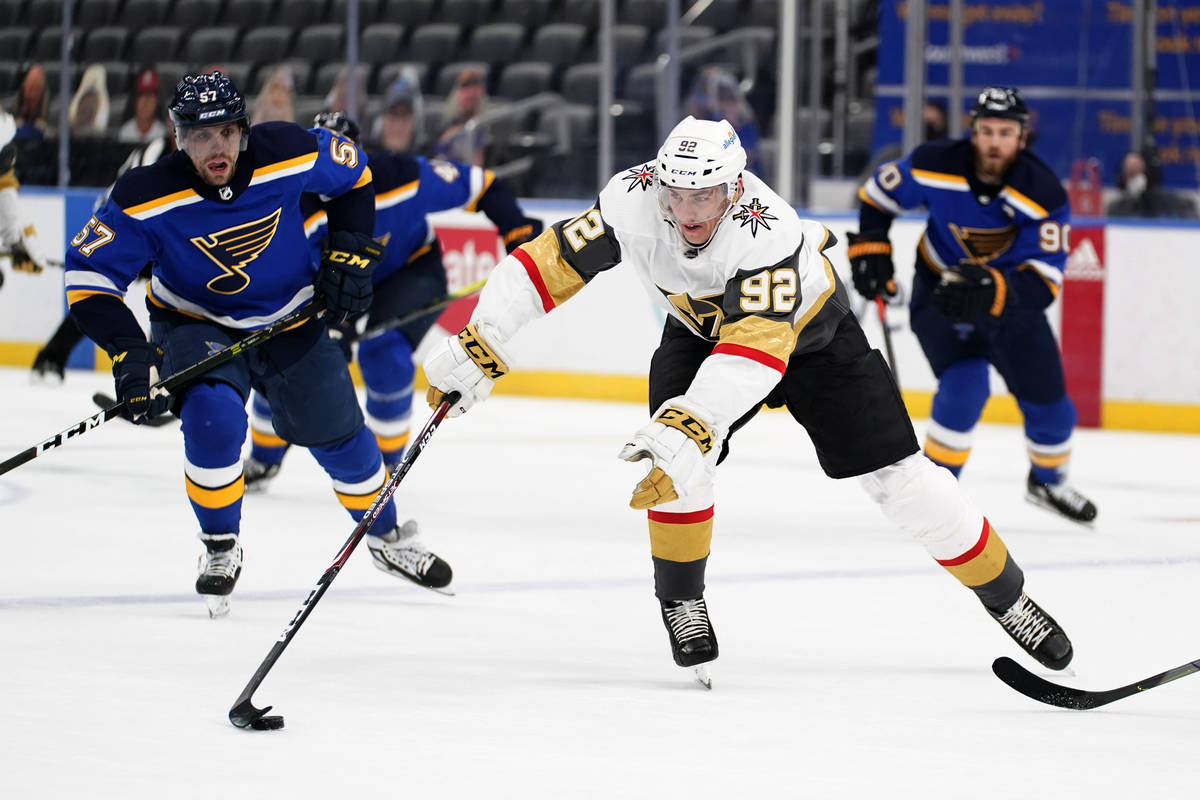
[302,154,533,281]
[859,138,1070,303]
[66,122,371,341]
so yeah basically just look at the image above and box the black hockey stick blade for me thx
[91,393,176,427]
[992,656,1200,710]
[228,393,458,730]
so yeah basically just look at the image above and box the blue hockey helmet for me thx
[169,71,249,144]
[970,87,1029,127]
[313,110,360,143]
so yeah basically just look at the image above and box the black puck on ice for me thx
[250,715,285,730]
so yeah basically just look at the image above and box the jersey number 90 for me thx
[1039,221,1070,253]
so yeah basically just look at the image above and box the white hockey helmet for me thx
[655,116,746,251]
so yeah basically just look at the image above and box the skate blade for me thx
[1024,493,1095,527]
[691,664,713,690]
[204,594,231,618]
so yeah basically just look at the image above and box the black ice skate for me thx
[196,532,243,618]
[30,347,66,382]
[660,596,718,689]
[987,591,1073,671]
[1025,471,1098,525]
[243,457,281,493]
[367,520,453,593]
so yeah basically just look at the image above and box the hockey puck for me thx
[250,715,285,731]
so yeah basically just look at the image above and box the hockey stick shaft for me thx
[353,278,487,342]
[875,295,900,385]
[992,656,1200,710]
[228,393,458,729]
[0,303,323,478]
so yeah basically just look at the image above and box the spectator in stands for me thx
[252,65,296,125]
[68,65,111,137]
[1106,149,1199,219]
[117,68,166,143]
[323,66,370,134]
[12,63,49,141]
[685,67,762,174]
[434,67,488,166]
[372,72,424,155]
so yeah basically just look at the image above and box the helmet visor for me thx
[656,182,732,227]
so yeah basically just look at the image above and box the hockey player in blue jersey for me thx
[242,111,541,487]
[848,87,1098,525]
[64,72,452,616]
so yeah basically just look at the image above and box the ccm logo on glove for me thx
[457,324,509,380]
[654,407,714,455]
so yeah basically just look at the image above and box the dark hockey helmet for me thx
[313,111,360,143]
[169,71,249,145]
[970,86,1029,127]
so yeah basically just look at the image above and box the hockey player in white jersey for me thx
[0,109,52,283]
[424,117,1074,685]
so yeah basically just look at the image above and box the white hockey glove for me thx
[5,224,51,273]
[423,323,510,417]
[618,397,721,510]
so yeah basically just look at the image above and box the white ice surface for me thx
[2,367,1199,799]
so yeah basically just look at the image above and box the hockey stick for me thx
[91,393,176,427]
[992,655,1200,710]
[229,391,458,731]
[350,277,487,343]
[0,303,323,477]
[875,293,900,385]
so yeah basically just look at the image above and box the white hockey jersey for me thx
[466,162,851,431]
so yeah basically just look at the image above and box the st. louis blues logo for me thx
[622,163,655,192]
[191,208,282,295]
[733,198,776,236]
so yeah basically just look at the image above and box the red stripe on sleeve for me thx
[647,506,715,524]
[512,247,555,312]
[936,519,990,567]
[712,342,787,375]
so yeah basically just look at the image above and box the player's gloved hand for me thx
[111,337,171,423]
[314,230,384,325]
[423,324,510,417]
[3,224,50,273]
[502,217,544,254]
[845,230,897,300]
[618,398,720,510]
[932,263,1008,322]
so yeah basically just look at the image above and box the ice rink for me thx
[2,366,1198,798]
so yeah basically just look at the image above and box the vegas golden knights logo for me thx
[191,207,283,294]
[661,288,725,340]
[948,223,1016,266]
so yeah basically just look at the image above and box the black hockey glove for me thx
[111,337,171,423]
[932,263,1008,322]
[314,230,384,324]
[8,239,44,273]
[845,230,896,300]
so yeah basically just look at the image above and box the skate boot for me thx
[987,591,1073,671]
[243,457,281,493]
[196,532,243,618]
[1025,470,1097,525]
[660,596,718,688]
[30,347,66,382]
[367,519,453,593]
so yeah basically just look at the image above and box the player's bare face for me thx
[663,185,729,245]
[971,118,1024,183]
[181,123,242,186]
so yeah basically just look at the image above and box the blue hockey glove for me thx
[111,337,171,423]
[314,230,384,324]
